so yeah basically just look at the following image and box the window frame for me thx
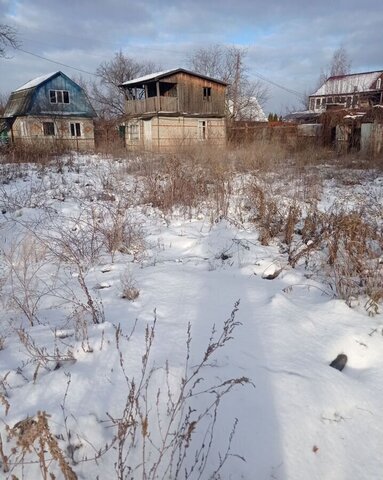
[70,122,81,137]
[198,120,207,141]
[203,86,212,101]
[50,89,70,104]
[128,123,140,141]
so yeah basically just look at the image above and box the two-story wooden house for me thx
[119,68,227,151]
[2,71,97,150]
[309,70,383,113]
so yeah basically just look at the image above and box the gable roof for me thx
[312,70,383,96]
[15,72,60,92]
[3,71,96,119]
[120,68,227,88]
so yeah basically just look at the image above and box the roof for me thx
[15,72,60,91]
[120,68,227,87]
[3,89,35,118]
[3,71,97,119]
[312,70,383,96]
[284,110,322,123]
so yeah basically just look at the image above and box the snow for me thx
[15,72,59,91]
[0,154,382,479]
[313,71,383,96]
[121,69,179,86]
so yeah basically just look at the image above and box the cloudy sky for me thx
[1,0,383,113]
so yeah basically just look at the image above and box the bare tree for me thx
[0,24,18,57]
[317,46,352,88]
[188,44,269,120]
[92,51,158,118]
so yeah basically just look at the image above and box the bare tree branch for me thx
[91,51,158,119]
[0,24,19,58]
[317,46,352,88]
[188,44,269,120]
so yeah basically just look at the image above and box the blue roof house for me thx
[2,71,97,150]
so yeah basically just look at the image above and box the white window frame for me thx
[377,78,382,90]
[128,123,140,141]
[70,122,81,137]
[50,90,70,104]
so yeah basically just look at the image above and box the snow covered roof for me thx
[312,70,383,96]
[15,72,60,91]
[120,68,227,87]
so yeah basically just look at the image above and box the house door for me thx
[143,119,152,149]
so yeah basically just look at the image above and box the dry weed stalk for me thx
[104,301,251,479]
[2,411,77,479]
[120,271,140,301]
[3,233,52,326]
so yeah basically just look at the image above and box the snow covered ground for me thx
[0,153,382,479]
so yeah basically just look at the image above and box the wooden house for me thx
[309,70,383,113]
[119,68,227,151]
[2,71,97,150]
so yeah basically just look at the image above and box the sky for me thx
[1,0,383,114]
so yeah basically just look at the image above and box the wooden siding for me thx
[125,71,226,116]
[29,75,96,118]
[126,96,178,114]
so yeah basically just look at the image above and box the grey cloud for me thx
[1,0,382,113]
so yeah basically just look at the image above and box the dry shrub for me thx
[247,179,286,245]
[230,140,287,173]
[95,200,145,262]
[141,148,232,217]
[120,271,140,301]
[105,301,251,479]
[4,234,50,326]
[2,411,77,479]
[5,140,70,166]
[291,205,382,310]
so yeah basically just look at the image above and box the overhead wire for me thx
[13,46,98,77]
[12,45,304,97]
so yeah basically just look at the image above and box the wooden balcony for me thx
[126,96,178,115]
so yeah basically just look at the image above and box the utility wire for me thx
[13,45,304,98]
[13,46,98,77]
[251,69,303,97]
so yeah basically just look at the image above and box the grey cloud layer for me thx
[1,0,383,112]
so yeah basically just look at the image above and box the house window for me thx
[198,120,207,140]
[50,90,70,104]
[70,122,81,137]
[309,98,315,110]
[377,78,382,90]
[128,123,139,141]
[321,98,326,106]
[43,122,55,136]
[346,97,352,107]
[316,98,321,108]
[203,87,211,100]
